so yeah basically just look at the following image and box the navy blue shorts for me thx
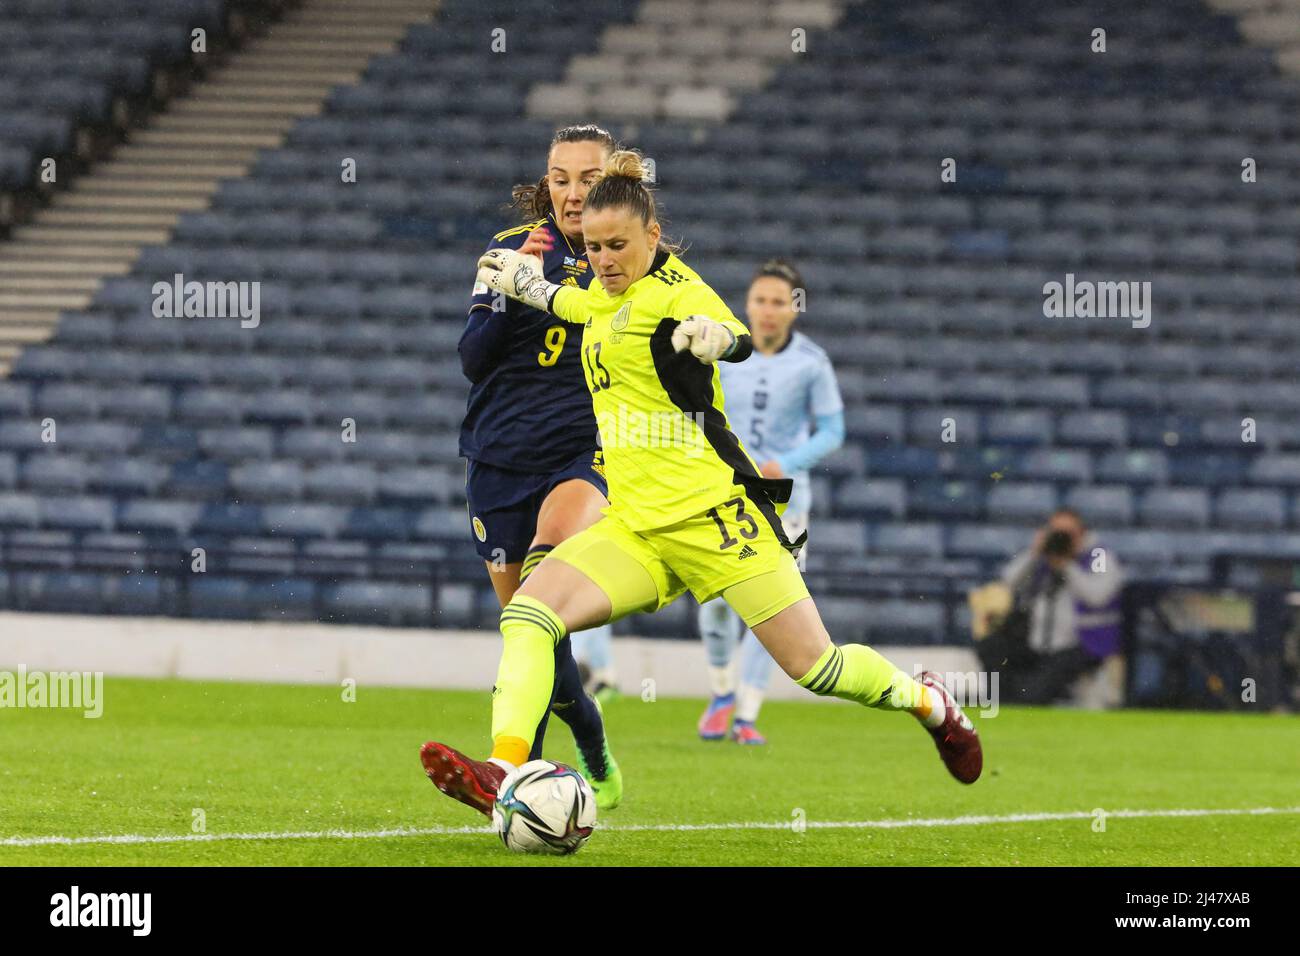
[464,448,608,563]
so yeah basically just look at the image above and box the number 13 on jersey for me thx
[583,341,612,392]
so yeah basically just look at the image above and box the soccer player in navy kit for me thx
[422,125,622,808]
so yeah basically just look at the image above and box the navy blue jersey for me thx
[457,213,599,472]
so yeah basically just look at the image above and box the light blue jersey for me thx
[720,330,844,517]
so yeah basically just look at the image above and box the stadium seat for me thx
[871,523,944,558]
[1138,487,1211,528]
[1215,488,1286,530]
[987,481,1057,522]
[1063,485,1135,527]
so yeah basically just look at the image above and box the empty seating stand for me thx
[1,0,1297,640]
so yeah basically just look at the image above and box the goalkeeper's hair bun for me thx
[587,149,655,221]
[600,149,649,182]
[585,149,683,254]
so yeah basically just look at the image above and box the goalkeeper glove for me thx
[476,248,558,312]
[671,315,736,364]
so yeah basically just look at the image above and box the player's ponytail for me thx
[509,124,618,221]
[586,149,684,254]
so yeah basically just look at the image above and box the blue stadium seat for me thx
[844,405,904,444]
[1020,449,1093,483]
[985,410,1053,446]
[1248,455,1300,487]
[1057,410,1128,447]
[910,480,985,520]
[948,524,1026,560]
[1103,530,1175,566]
[11,571,105,614]
[176,388,247,425]
[0,492,41,529]
[1168,451,1246,487]
[321,581,431,626]
[414,507,469,542]
[905,406,980,446]
[864,446,938,479]
[280,429,348,463]
[195,502,265,537]
[119,500,202,538]
[377,466,446,506]
[57,422,140,454]
[263,503,347,539]
[102,573,166,615]
[0,382,33,416]
[1139,487,1210,528]
[20,452,88,492]
[229,461,305,501]
[246,578,318,620]
[88,458,169,496]
[1215,489,1286,530]
[986,481,1057,522]
[198,427,275,460]
[861,599,947,645]
[835,479,906,519]
[167,459,229,498]
[345,506,414,542]
[40,496,114,532]
[187,577,253,620]
[301,539,371,577]
[871,523,944,558]
[793,516,862,555]
[1063,485,1134,526]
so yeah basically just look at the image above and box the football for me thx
[492,760,597,855]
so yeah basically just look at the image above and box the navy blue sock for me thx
[549,637,608,775]
[528,680,557,761]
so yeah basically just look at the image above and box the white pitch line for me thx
[2,806,1298,848]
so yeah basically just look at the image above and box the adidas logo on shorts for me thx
[737,544,758,560]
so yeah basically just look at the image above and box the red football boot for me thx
[420,741,507,817]
[917,672,983,784]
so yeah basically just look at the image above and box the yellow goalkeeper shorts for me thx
[547,482,810,629]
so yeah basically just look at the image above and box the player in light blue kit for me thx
[696,260,845,744]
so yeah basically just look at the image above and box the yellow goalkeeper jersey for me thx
[550,249,782,531]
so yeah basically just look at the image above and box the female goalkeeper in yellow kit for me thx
[421,152,982,818]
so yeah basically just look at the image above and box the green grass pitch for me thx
[0,676,1295,866]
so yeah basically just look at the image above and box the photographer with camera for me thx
[993,508,1125,707]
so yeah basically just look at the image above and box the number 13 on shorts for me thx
[706,497,759,550]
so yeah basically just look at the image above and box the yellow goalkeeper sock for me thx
[490,595,566,764]
[796,642,934,719]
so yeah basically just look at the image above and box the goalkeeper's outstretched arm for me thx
[475,247,590,324]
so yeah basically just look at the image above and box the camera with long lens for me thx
[1043,529,1075,558]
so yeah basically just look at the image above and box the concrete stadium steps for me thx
[0,0,437,377]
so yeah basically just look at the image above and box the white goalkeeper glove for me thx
[475,248,558,312]
[671,315,736,364]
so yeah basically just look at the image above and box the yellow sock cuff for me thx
[490,736,529,768]
[519,545,553,584]
[499,593,566,646]
[797,643,844,695]
[799,643,918,711]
